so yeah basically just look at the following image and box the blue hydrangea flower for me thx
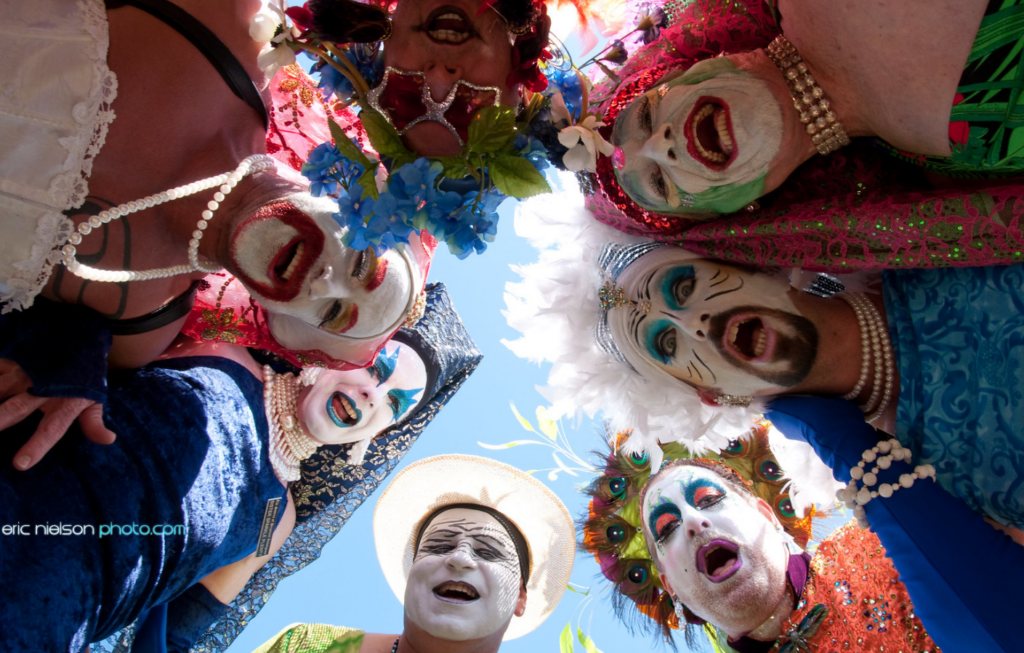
[302,142,365,197]
[389,158,442,207]
[543,67,584,120]
[314,46,384,102]
[362,192,417,255]
[515,134,551,173]
[335,185,377,250]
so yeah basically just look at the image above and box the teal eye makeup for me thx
[645,319,677,364]
[386,386,422,421]
[681,477,728,510]
[368,346,401,387]
[648,502,682,542]
[661,265,696,310]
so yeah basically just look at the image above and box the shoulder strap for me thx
[117,0,270,129]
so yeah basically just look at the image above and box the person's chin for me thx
[402,123,464,157]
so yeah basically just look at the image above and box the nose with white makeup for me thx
[641,122,681,165]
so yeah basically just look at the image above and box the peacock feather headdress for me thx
[580,422,819,646]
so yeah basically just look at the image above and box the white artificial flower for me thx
[252,0,302,78]
[557,115,614,173]
[257,45,296,79]
[250,0,283,42]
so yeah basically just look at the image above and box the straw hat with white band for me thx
[374,454,576,640]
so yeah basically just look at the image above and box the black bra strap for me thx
[117,0,270,129]
[106,281,201,336]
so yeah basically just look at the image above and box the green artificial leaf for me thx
[565,583,591,596]
[577,629,603,653]
[559,623,574,653]
[536,405,558,441]
[468,105,517,154]
[360,107,414,162]
[356,168,379,201]
[439,156,471,181]
[489,154,551,199]
[509,402,536,434]
[328,117,373,170]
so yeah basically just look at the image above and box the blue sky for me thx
[225,12,847,652]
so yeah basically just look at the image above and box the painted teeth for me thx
[280,242,304,282]
[428,29,470,42]
[715,110,734,155]
[729,323,739,344]
[690,104,730,163]
[753,329,766,357]
[339,394,357,420]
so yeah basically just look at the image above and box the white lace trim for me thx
[1,0,119,312]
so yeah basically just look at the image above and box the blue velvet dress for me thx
[883,264,1024,528]
[0,356,287,653]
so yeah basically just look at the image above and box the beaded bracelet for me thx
[836,438,937,529]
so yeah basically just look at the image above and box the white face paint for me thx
[643,465,788,634]
[613,58,783,211]
[235,193,415,339]
[405,507,522,641]
[296,343,427,445]
[611,248,819,397]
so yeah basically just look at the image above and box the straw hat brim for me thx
[374,454,576,640]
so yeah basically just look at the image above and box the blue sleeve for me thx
[130,584,229,653]
[0,298,110,404]
[766,396,1021,653]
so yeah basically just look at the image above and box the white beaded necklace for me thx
[838,437,937,529]
[838,292,895,423]
[60,154,276,282]
[263,364,321,482]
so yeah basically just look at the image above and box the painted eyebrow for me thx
[692,350,718,384]
[703,276,744,302]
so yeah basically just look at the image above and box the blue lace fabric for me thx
[0,356,287,653]
[883,263,1024,528]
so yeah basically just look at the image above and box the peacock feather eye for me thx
[630,450,649,467]
[776,494,797,519]
[758,456,784,483]
[606,524,626,543]
[723,438,747,457]
[627,563,648,585]
[608,476,627,499]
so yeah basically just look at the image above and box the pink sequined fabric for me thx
[586,0,1024,272]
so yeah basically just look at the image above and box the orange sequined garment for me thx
[771,522,939,653]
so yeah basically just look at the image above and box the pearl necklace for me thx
[61,154,276,282]
[837,438,936,529]
[838,292,895,423]
[765,35,851,156]
[263,365,320,482]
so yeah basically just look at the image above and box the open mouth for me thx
[696,540,742,583]
[327,391,361,427]
[423,6,475,45]
[230,201,326,303]
[269,238,306,285]
[685,98,736,170]
[433,581,480,603]
[723,314,775,363]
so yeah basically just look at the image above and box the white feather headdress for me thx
[502,178,762,470]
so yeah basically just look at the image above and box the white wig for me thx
[503,179,762,470]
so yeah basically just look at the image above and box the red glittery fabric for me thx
[772,522,939,652]
[586,0,1024,272]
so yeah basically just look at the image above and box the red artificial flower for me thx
[949,93,970,148]
[285,4,314,30]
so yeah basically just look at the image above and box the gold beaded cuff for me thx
[766,35,850,156]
